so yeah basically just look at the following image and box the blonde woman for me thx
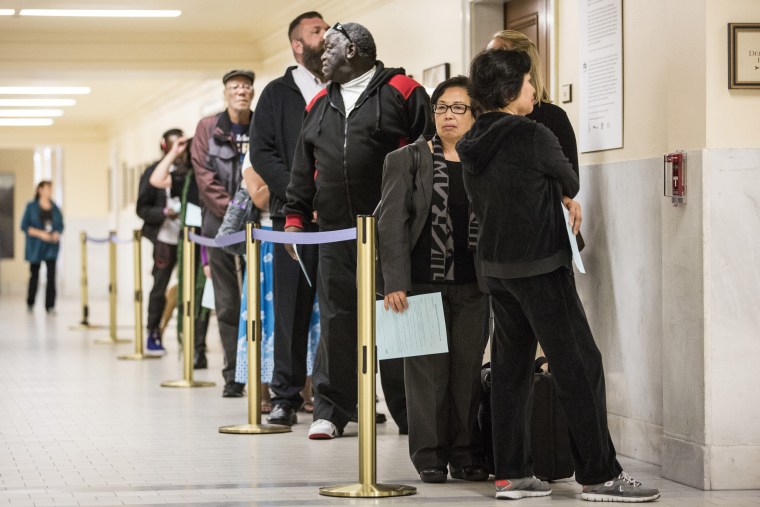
[488,30,578,178]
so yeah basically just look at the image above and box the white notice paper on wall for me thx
[375,292,448,360]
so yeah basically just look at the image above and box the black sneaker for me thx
[450,465,489,481]
[222,382,245,398]
[581,472,660,502]
[267,404,297,426]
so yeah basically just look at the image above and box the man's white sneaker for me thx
[308,419,342,440]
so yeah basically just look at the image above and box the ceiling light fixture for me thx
[0,118,54,127]
[0,9,15,16]
[0,109,64,117]
[19,9,181,18]
[0,86,90,95]
[0,99,76,107]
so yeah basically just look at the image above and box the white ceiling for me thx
[0,0,386,131]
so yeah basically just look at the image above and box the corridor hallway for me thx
[1,295,758,506]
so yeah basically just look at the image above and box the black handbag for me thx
[215,186,259,256]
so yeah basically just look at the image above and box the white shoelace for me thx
[619,471,642,487]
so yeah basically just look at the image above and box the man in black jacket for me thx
[136,128,184,355]
[250,11,328,427]
[283,22,432,439]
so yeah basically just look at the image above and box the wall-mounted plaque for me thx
[729,23,760,89]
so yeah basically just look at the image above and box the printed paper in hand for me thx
[562,204,586,273]
[375,292,448,360]
[201,279,215,310]
[185,203,202,227]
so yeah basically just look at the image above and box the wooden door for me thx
[504,0,550,97]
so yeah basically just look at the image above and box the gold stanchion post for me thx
[319,216,416,498]
[69,231,106,330]
[161,227,215,388]
[220,222,290,434]
[119,230,160,360]
[95,230,131,343]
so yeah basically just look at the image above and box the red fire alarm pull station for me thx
[664,151,686,206]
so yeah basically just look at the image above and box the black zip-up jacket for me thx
[250,66,309,218]
[283,62,431,231]
[136,161,183,243]
[456,112,579,279]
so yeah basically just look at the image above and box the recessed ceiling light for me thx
[0,99,76,106]
[19,9,181,18]
[0,9,15,16]
[0,86,90,95]
[0,109,64,118]
[0,118,54,127]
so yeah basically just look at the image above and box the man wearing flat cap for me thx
[191,68,255,397]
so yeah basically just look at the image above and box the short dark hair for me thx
[430,75,475,115]
[162,128,183,145]
[342,22,376,61]
[288,11,323,41]
[468,49,531,112]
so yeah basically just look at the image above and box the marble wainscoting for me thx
[575,156,664,467]
[705,148,760,490]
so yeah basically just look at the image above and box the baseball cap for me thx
[222,69,255,85]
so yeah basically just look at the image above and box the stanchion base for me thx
[118,353,162,361]
[218,423,292,434]
[160,379,216,388]
[94,338,132,344]
[69,323,107,330]
[319,483,417,498]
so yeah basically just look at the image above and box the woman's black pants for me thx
[27,259,57,310]
[487,267,622,485]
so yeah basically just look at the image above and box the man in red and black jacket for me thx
[283,22,432,439]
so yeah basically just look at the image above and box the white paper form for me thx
[562,205,586,273]
[201,279,215,309]
[185,203,203,227]
[375,292,448,360]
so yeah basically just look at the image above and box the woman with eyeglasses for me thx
[378,76,488,484]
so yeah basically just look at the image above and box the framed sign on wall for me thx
[728,23,760,89]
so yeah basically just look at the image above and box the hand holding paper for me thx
[375,292,448,360]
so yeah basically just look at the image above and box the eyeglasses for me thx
[226,83,253,92]
[433,103,471,115]
[330,22,353,44]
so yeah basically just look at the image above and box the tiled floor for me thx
[1,295,759,506]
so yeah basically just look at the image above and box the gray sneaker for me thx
[495,476,552,499]
[581,472,660,502]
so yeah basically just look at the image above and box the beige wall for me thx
[0,149,35,294]
[557,0,758,162]
[705,0,760,148]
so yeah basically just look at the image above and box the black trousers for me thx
[270,217,319,408]
[487,267,622,485]
[208,247,242,385]
[312,240,407,431]
[405,282,487,472]
[147,241,177,331]
[27,259,56,310]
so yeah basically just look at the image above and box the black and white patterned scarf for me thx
[430,135,456,281]
[429,136,480,282]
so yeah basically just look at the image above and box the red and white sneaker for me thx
[308,419,342,439]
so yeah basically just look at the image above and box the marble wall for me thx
[583,149,760,490]
[705,149,760,489]
[575,157,665,466]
